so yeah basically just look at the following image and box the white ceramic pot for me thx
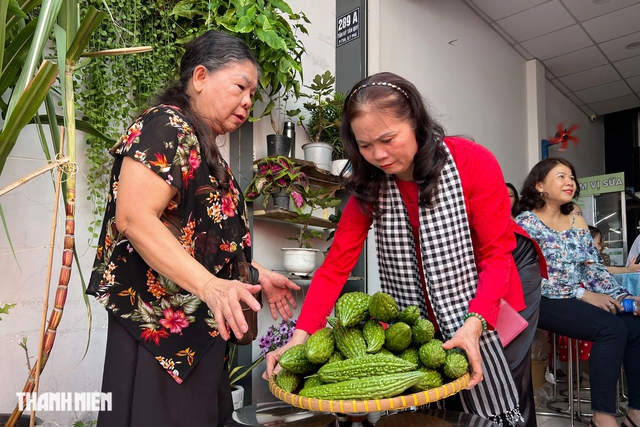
[282,248,319,276]
[302,142,333,172]
[331,159,351,177]
[231,384,244,410]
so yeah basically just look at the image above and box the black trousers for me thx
[97,314,233,427]
[538,297,640,414]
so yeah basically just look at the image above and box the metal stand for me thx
[535,335,586,426]
[536,333,627,424]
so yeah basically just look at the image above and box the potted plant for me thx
[243,156,309,210]
[266,93,297,157]
[282,188,342,276]
[228,318,296,409]
[289,71,345,172]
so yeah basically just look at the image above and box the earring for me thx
[539,191,547,197]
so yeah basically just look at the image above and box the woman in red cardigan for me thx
[264,72,542,426]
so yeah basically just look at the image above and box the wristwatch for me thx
[575,288,585,300]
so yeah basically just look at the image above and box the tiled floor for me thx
[535,374,629,427]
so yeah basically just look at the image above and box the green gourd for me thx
[276,369,302,393]
[411,318,435,345]
[326,351,345,364]
[336,292,371,327]
[418,339,446,369]
[302,374,325,390]
[368,291,399,323]
[305,327,335,364]
[396,305,421,325]
[362,319,385,353]
[398,346,421,367]
[317,353,417,383]
[411,367,443,392]
[298,371,426,400]
[333,322,367,359]
[279,344,319,374]
[384,322,412,353]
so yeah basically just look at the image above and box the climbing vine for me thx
[77,0,307,240]
[77,0,186,239]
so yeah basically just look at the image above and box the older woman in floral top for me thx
[87,31,299,427]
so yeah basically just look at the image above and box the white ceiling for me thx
[461,0,640,117]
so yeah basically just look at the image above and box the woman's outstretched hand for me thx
[263,329,309,380]
[255,265,301,321]
[442,316,484,389]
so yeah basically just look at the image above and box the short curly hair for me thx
[518,157,580,215]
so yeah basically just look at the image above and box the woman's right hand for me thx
[582,290,621,314]
[263,329,309,380]
[201,276,262,341]
[626,256,640,272]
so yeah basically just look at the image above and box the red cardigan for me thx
[296,137,535,334]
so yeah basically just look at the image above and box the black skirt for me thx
[97,314,233,427]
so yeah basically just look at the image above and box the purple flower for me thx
[257,319,298,356]
[258,335,272,356]
[279,322,290,335]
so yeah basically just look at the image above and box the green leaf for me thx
[229,355,264,384]
[5,0,63,123]
[7,0,27,18]
[269,0,293,15]
[0,1,8,70]
[0,60,58,174]
[66,6,106,63]
[0,204,20,270]
[255,17,286,51]
[31,114,115,145]
[0,19,37,95]
[0,303,17,320]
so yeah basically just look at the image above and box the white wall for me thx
[374,0,529,185]
[544,82,606,182]
[0,118,108,426]
[1,0,609,423]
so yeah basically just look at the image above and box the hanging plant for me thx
[171,0,309,119]
[77,0,309,238]
[77,0,190,239]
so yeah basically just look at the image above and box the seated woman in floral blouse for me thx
[516,157,640,427]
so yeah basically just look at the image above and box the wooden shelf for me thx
[254,208,337,228]
[254,157,342,189]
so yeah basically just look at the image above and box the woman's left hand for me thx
[442,316,484,389]
[253,262,300,321]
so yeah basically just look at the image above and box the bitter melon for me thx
[362,319,385,353]
[298,371,425,400]
[317,353,417,383]
[368,291,399,323]
[336,291,371,327]
[305,327,335,364]
[384,321,412,353]
[396,305,420,325]
[279,344,319,374]
[334,321,367,359]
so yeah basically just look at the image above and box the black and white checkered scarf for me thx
[373,143,522,425]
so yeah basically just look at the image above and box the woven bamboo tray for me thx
[268,372,470,413]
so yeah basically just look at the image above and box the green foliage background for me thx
[76,0,307,239]
[77,0,186,238]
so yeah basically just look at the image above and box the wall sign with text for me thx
[336,8,360,47]
[578,172,625,196]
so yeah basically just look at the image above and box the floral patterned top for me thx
[516,211,630,300]
[87,105,252,383]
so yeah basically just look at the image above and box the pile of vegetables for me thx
[275,291,469,400]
